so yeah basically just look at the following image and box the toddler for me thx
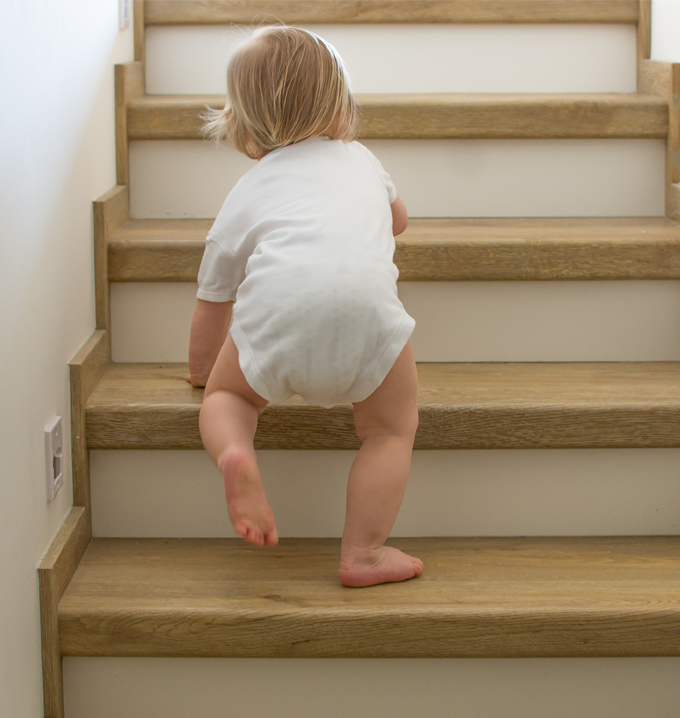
[188,26,422,587]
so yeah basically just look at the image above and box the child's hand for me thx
[186,374,208,388]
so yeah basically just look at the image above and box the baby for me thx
[187,26,422,588]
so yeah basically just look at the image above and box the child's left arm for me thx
[187,299,233,387]
[391,195,408,236]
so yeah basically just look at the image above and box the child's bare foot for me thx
[220,447,278,547]
[338,546,423,588]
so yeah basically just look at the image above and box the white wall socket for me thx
[45,416,63,502]
[119,0,130,30]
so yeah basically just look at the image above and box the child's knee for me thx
[355,404,418,443]
[402,405,419,441]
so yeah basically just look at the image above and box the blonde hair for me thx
[204,26,358,159]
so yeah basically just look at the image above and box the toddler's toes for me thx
[264,528,279,547]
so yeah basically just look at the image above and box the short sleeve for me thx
[359,144,398,204]
[196,177,257,302]
[196,238,244,302]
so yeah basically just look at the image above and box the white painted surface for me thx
[652,0,680,63]
[401,280,680,362]
[0,2,133,716]
[129,139,666,219]
[145,24,637,95]
[64,656,680,718]
[110,281,680,363]
[91,449,680,538]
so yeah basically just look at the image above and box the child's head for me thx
[205,26,358,159]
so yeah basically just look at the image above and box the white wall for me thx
[0,1,133,716]
[651,0,680,62]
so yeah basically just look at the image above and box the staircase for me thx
[39,1,680,716]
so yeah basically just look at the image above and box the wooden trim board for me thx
[108,217,680,282]
[115,62,144,186]
[144,0,640,25]
[59,536,680,658]
[669,183,680,225]
[127,93,668,141]
[93,185,130,331]
[133,0,145,63]
[70,330,110,509]
[638,60,680,197]
[636,0,651,69]
[38,507,91,718]
[85,362,680,450]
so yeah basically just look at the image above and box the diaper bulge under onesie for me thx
[230,256,415,409]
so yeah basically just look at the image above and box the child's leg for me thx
[339,339,422,587]
[200,334,278,547]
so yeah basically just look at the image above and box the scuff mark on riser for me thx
[146,24,637,95]
[91,449,680,538]
[64,656,680,718]
[110,281,680,363]
[128,140,666,219]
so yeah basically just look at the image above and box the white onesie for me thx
[197,137,415,408]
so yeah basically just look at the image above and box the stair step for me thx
[109,217,680,282]
[128,93,667,141]
[143,0,640,25]
[86,362,680,450]
[59,536,680,658]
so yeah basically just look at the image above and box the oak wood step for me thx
[109,217,680,282]
[58,536,680,658]
[86,362,680,450]
[143,0,640,26]
[127,93,667,141]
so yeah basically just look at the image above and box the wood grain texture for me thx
[38,507,91,718]
[70,330,110,509]
[115,62,144,186]
[94,185,129,331]
[108,217,680,282]
[86,362,680,450]
[134,0,145,62]
[144,0,640,25]
[669,183,680,225]
[636,0,651,65]
[59,536,680,658]
[39,569,63,718]
[39,507,92,599]
[127,93,667,141]
[638,60,680,190]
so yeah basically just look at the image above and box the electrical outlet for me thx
[119,0,130,30]
[45,417,63,502]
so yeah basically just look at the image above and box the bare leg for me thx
[339,339,422,587]
[200,335,278,547]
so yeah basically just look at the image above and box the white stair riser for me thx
[145,24,637,95]
[90,449,680,538]
[110,281,680,363]
[129,139,666,219]
[64,656,680,718]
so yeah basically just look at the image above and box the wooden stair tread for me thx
[86,362,680,450]
[58,536,680,658]
[128,93,667,141]
[109,217,680,282]
[144,1,640,26]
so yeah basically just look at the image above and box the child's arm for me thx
[187,299,233,387]
[391,195,408,236]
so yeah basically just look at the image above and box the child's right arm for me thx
[187,299,233,387]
